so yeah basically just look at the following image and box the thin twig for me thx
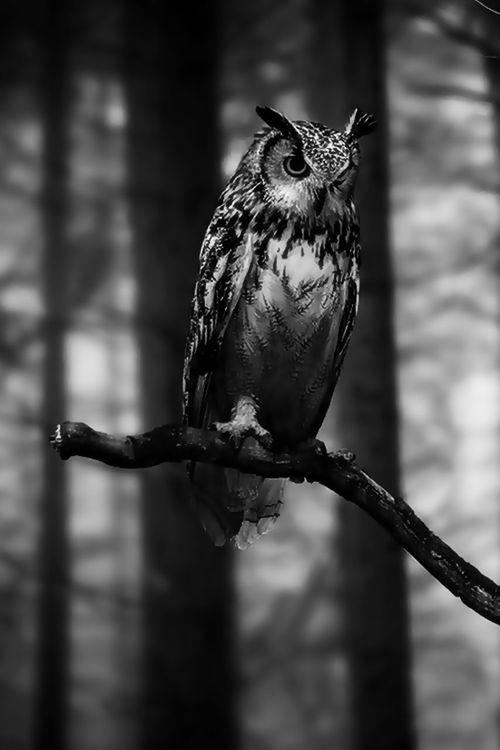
[471,0,500,17]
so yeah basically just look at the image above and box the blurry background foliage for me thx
[0,0,499,749]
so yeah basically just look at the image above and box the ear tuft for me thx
[344,108,377,139]
[256,105,301,143]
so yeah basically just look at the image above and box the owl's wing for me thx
[309,266,359,438]
[183,209,254,427]
[332,271,359,382]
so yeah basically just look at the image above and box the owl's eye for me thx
[283,154,310,178]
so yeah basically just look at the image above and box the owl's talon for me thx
[229,432,244,452]
[256,431,274,451]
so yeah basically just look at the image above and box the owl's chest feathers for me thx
[243,225,344,326]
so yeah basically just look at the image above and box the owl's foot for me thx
[211,419,274,451]
[211,397,274,452]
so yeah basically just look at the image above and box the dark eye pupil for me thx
[284,154,308,177]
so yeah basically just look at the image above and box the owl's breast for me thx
[213,228,353,446]
[256,231,340,306]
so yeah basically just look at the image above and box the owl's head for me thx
[246,105,376,217]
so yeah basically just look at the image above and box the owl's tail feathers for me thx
[189,461,285,548]
[189,462,243,546]
[235,477,286,549]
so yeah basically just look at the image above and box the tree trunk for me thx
[478,13,500,732]
[123,3,237,748]
[34,2,71,748]
[479,12,500,187]
[308,2,415,748]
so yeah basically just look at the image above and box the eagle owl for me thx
[183,105,376,548]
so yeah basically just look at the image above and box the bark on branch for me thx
[51,420,500,626]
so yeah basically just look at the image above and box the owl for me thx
[182,105,376,548]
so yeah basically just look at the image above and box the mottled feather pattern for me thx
[182,105,374,546]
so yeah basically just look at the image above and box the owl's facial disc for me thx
[255,107,367,215]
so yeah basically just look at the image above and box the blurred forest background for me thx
[0,0,499,748]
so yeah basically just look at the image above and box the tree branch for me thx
[51,420,500,626]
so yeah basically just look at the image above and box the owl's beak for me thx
[256,106,302,146]
[313,185,328,217]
